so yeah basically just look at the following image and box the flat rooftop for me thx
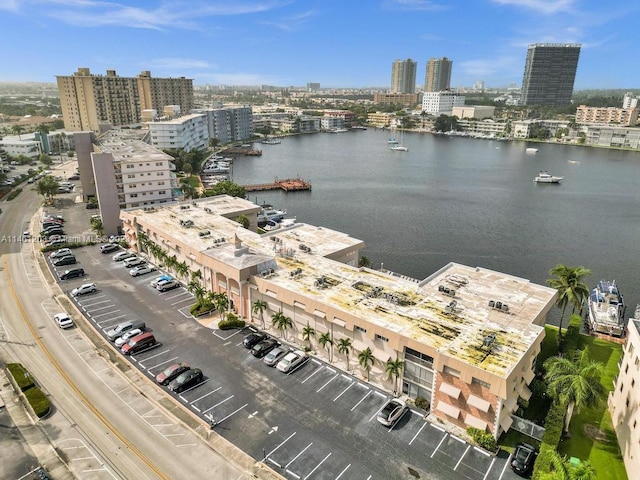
[95,128,174,163]
[125,197,556,378]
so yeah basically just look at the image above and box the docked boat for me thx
[391,145,408,152]
[257,206,286,225]
[526,148,539,153]
[534,171,563,183]
[588,280,626,336]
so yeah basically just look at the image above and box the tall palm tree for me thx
[547,264,591,339]
[358,347,375,381]
[537,448,596,480]
[11,124,23,140]
[337,338,353,370]
[385,358,405,395]
[318,332,333,362]
[271,311,293,339]
[214,292,229,320]
[252,299,267,328]
[544,347,605,434]
[190,269,203,285]
[302,323,315,349]
[187,281,205,304]
[175,261,189,279]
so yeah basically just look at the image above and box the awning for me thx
[523,369,535,384]
[294,301,306,308]
[439,382,461,399]
[333,318,346,328]
[436,400,460,418]
[499,413,513,431]
[313,309,326,319]
[516,382,532,401]
[464,414,488,430]
[467,394,491,412]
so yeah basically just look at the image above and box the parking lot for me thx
[40,206,526,480]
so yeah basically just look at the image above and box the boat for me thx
[391,145,408,152]
[588,280,626,336]
[388,138,399,144]
[257,206,286,226]
[534,171,563,183]
[351,126,367,130]
[526,148,539,153]
[328,128,348,133]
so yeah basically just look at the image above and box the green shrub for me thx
[559,314,581,354]
[24,387,51,418]
[415,396,430,411]
[7,188,22,200]
[467,427,497,451]
[6,363,35,391]
[531,400,566,479]
[218,314,246,330]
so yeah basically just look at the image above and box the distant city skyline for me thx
[0,1,638,89]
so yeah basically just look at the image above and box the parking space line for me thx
[202,395,234,415]
[311,358,322,366]
[138,349,172,367]
[483,457,496,480]
[333,381,354,401]
[498,453,512,480]
[450,434,465,444]
[351,390,372,411]
[85,304,116,313]
[267,458,282,468]
[454,445,471,470]
[325,366,336,374]
[317,373,338,392]
[78,295,107,305]
[368,401,387,422]
[474,446,491,457]
[431,433,448,458]
[146,356,180,373]
[171,297,195,306]
[304,452,332,480]
[191,386,222,404]
[409,421,428,445]
[335,463,351,479]
[263,432,296,461]
[285,442,314,468]
[301,366,324,384]
[91,309,122,319]
[96,315,126,325]
[373,390,386,399]
[432,423,445,433]
[81,299,111,308]
[286,470,301,480]
[213,403,248,425]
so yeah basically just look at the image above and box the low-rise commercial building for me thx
[121,196,557,438]
[422,91,466,115]
[575,106,638,126]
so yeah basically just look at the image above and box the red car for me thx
[155,363,190,386]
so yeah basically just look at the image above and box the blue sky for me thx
[0,0,637,89]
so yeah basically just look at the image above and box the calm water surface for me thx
[231,129,640,322]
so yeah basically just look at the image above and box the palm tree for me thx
[302,324,315,350]
[358,347,375,381]
[537,449,596,480]
[187,281,205,303]
[271,311,293,339]
[11,124,23,140]
[385,358,405,395]
[547,264,591,339]
[190,269,203,286]
[214,292,229,320]
[318,332,333,362]
[544,347,606,434]
[175,261,189,279]
[337,338,353,370]
[165,254,178,274]
[252,299,267,328]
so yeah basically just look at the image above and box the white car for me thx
[114,328,143,347]
[53,313,74,329]
[71,283,97,297]
[130,264,156,277]
[49,248,72,259]
[156,279,179,292]
[112,251,135,262]
[276,350,309,373]
[123,256,145,268]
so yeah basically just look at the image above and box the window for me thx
[375,334,388,342]
[355,325,367,333]
[130,193,138,198]
[126,164,134,169]
[158,181,165,185]
[127,174,135,179]
[159,190,166,195]
[629,344,635,356]
[472,377,491,389]
[156,162,163,166]
[620,382,624,392]
[625,364,629,374]
[635,357,639,368]
[443,366,460,378]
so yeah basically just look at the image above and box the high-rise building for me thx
[520,44,580,106]
[57,68,194,131]
[425,57,453,92]
[391,59,417,94]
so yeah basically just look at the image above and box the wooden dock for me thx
[221,147,262,156]
[243,178,311,192]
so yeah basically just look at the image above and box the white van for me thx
[112,251,135,262]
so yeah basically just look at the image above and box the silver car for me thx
[376,398,408,427]
[263,346,288,366]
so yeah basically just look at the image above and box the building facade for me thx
[425,57,453,92]
[372,93,420,107]
[391,59,417,94]
[121,196,557,438]
[57,67,194,132]
[192,106,253,145]
[575,106,638,126]
[148,113,209,152]
[451,106,495,120]
[609,308,640,478]
[422,91,466,115]
[520,44,581,106]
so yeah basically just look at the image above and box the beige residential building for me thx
[57,67,194,132]
[575,105,638,126]
[609,308,640,478]
[373,93,420,107]
[367,112,395,128]
[121,196,557,438]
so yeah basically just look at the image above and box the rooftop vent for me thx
[438,285,456,297]
[482,332,496,348]
[488,300,509,313]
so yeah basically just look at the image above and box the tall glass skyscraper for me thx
[391,59,417,94]
[424,57,453,92]
[520,44,581,106]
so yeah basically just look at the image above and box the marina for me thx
[242,177,312,192]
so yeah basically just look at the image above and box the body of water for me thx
[230,129,640,323]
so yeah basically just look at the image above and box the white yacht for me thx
[534,171,563,183]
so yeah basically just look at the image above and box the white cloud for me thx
[145,58,217,70]
[0,0,20,11]
[384,0,448,11]
[492,0,577,15]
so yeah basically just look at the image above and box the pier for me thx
[221,146,262,156]
[243,177,312,192]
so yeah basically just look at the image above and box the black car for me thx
[42,229,65,238]
[243,332,267,349]
[251,337,279,358]
[511,442,537,476]
[60,268,85,280]
[53,255,76,266]
[169,368,204,393]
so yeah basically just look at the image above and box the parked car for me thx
[376,398,408,427]
[71,283,97,297]
[156,279,179,292]
[59,268,85,280]
[106,320,146,341]
[130,264,156,277]
[45,238,67,248]
[169,368,203,393]
[42,229,64,238]
[113,251,135,262]
[53,312,74,329]
[251,338,279,358]
[151,274,173,287]
[114,328,143,348]
[68,174,80,180]
[276,350,308,373]
[53,255,76,266]
[511,442,537,476]
[100,243,119,254]
[263,346,289,367]
[121,332,157,355]
[123,256,145,268]
[243,332,267,349]
[155,362,190,386]
[44,214,64,222]
[49,248,72,259]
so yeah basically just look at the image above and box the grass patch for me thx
[7,188,22,200]
[180,175,201,188]
[6,363,35,391]
[500,429,542,453]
